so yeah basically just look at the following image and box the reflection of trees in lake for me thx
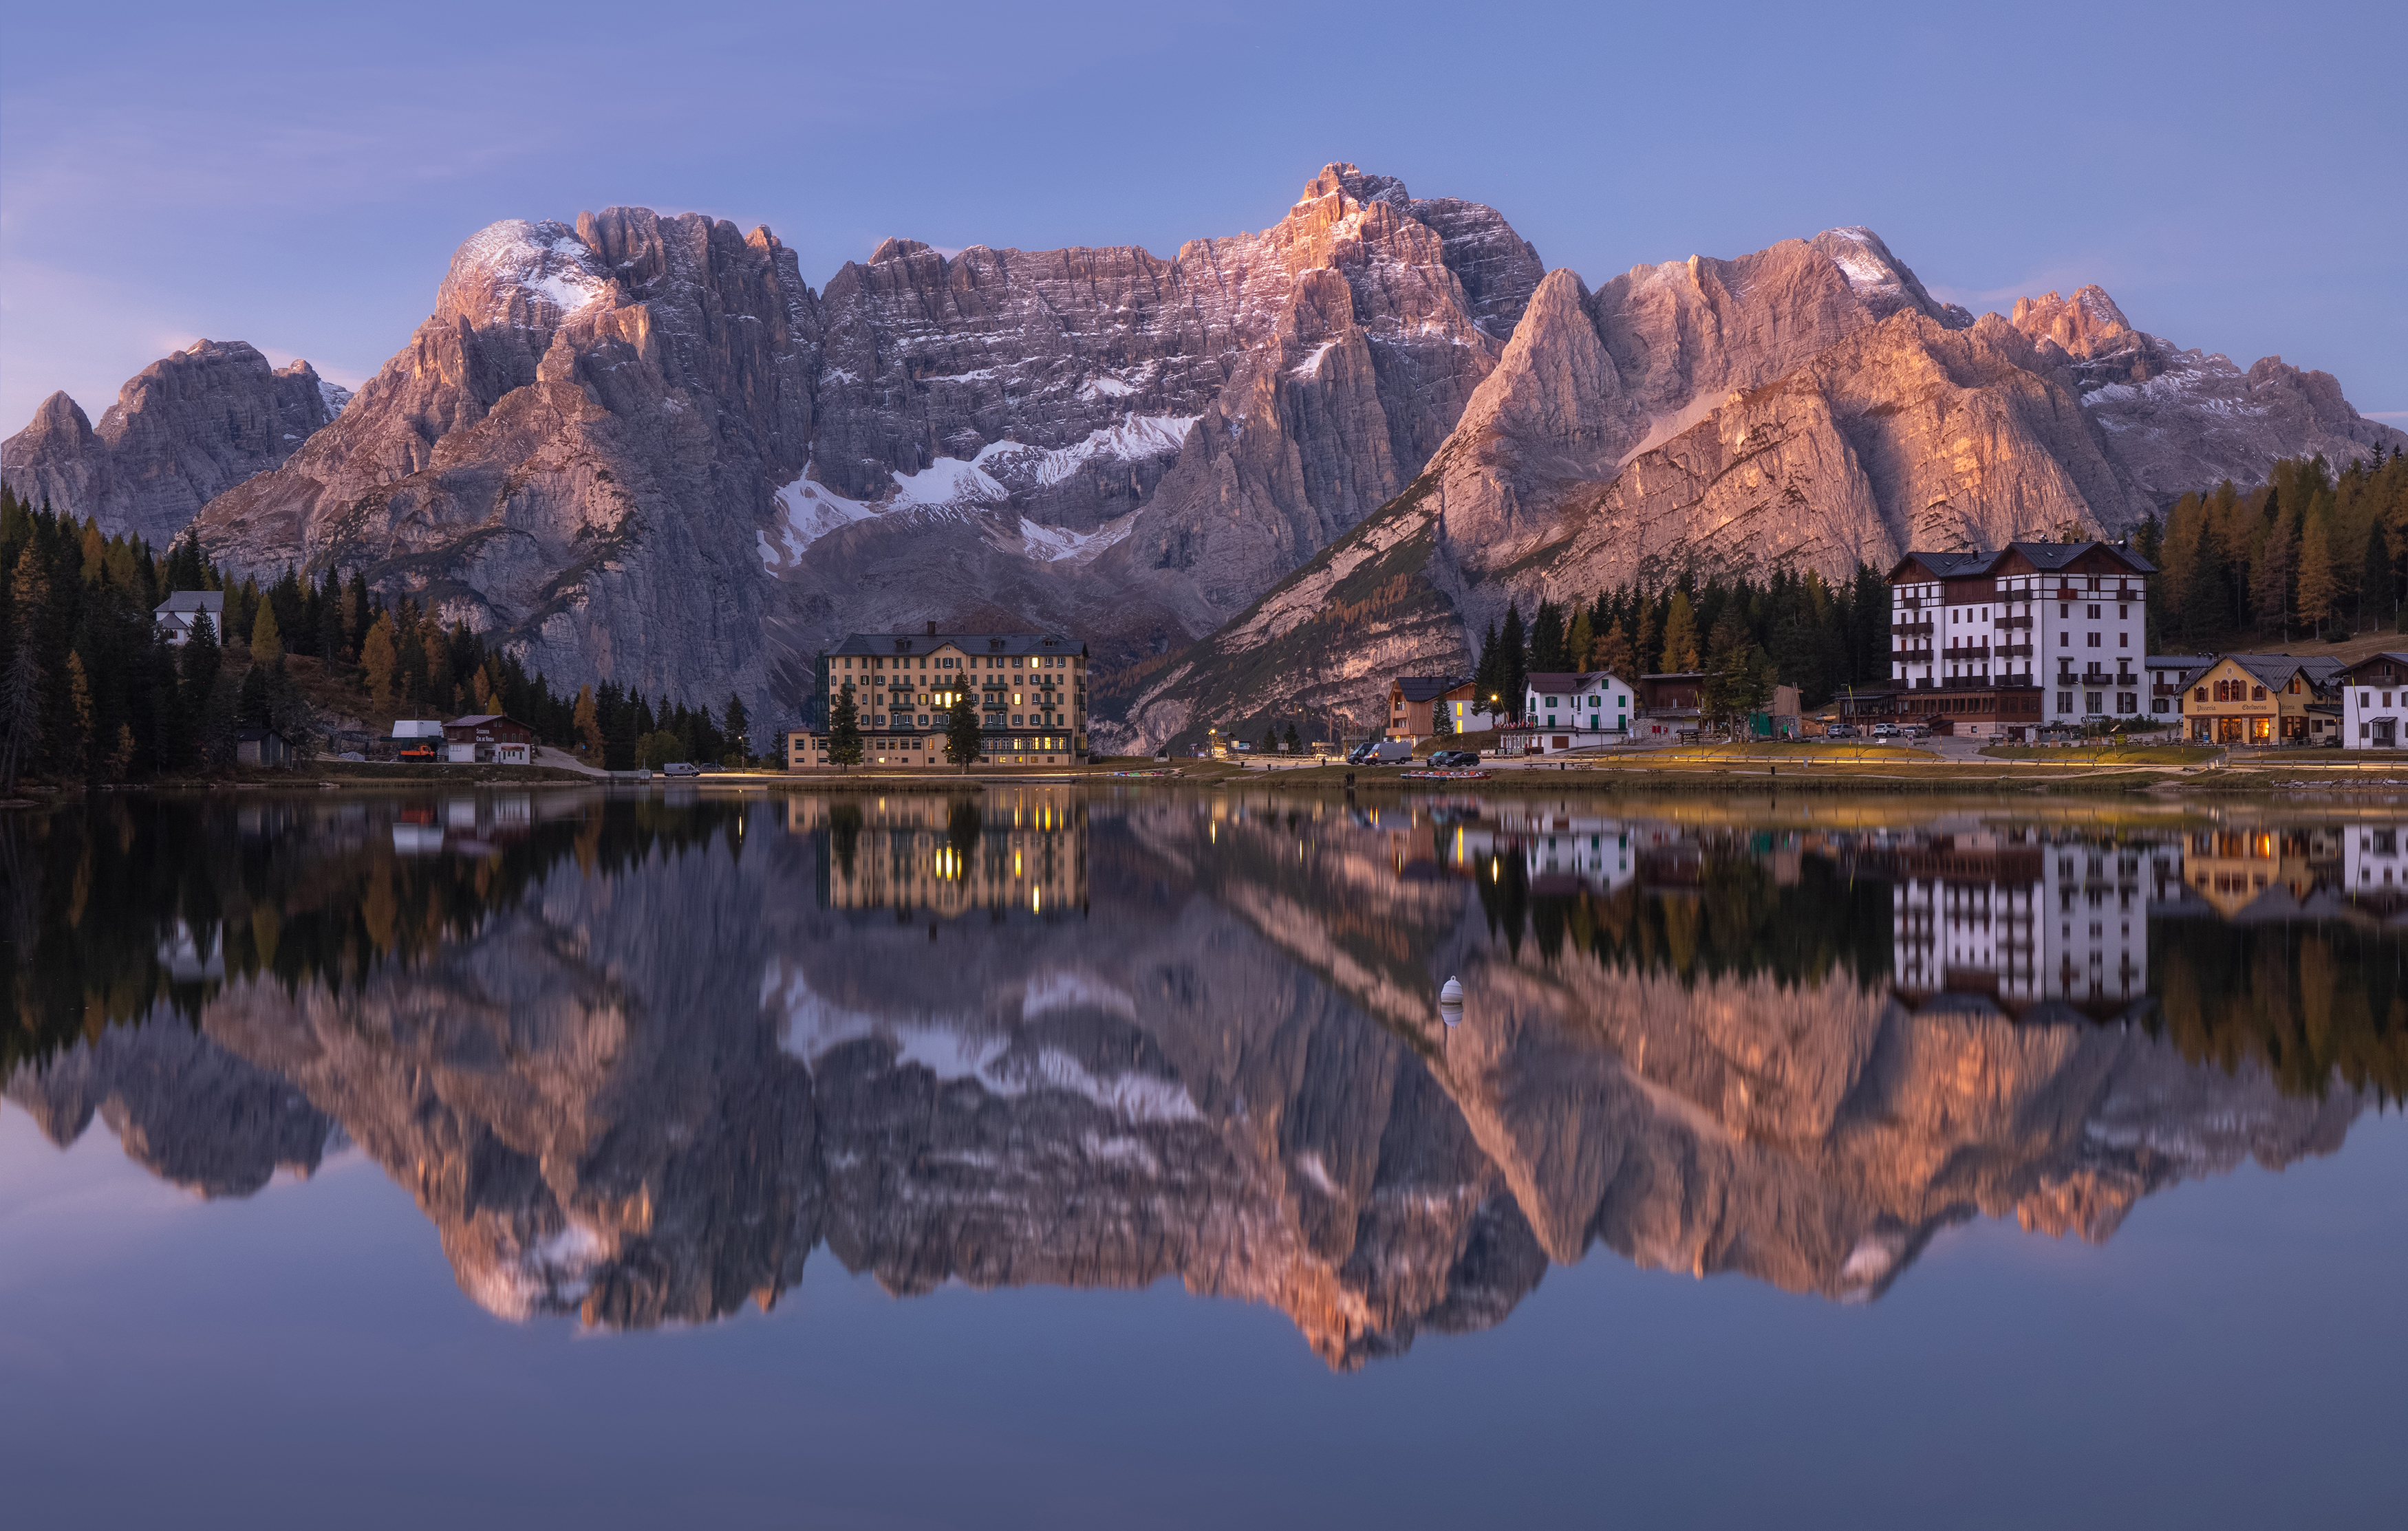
[1,795,746,1073]
[1475,840,1891,992]
[2150,917,2408,1103]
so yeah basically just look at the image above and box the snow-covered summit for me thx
[442,219,609,326]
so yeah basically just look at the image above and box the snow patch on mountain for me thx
[892,454,1009,510]
[1819,227,1901,298]
[451,219,608,321]
[768,964,1199,1122]
[757,468,879,568]
[317,379,353,416]
[1015,512,1138,565]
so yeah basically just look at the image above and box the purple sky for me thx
[3,0,2402,437]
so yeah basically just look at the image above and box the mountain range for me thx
[6,164,2399,748]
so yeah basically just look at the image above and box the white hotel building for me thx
[1887,542,2156,738]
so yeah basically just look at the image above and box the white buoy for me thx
[1439,976,1463,1004]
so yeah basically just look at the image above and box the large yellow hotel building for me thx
[785,626,1090,770]
[785,790,1086,917]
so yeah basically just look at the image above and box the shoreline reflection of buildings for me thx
[1878,830,2180,1023]
[788,790,1086,918]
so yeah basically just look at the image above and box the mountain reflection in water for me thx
[3,789,2399,1367]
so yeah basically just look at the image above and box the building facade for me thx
[2340,652,2408,748]
[1386,677,1463,741]
[442,714,535,764]
[1888,541,2156,739]
[1507,671,1635,752]
[787,627,1089,769]
[2179,655,2343,745]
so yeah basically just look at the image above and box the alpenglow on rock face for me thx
[7,162,2400,743]
[1,340,347,548]
[1105,235,2405,753]
[173,166,1542,729]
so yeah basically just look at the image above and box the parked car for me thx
[660,761,701,777]
[1871,722,1898,738]
[1824,724,1858,740]
[1427,749,1480,768]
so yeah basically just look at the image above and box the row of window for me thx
[833,653,1079,673]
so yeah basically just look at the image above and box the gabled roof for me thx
[2215,653,2346,691]
[825,631,1085,658]
[2147,654,2213,671]
[2005,539,2157,575]
[1889,550,1996,581]
[1525,671,1624,693]
[1889,541,2156,583]
[155,589,224,613]
[1390,676,1464,703]
[445,714,522,727]
[2339,651,2408,681]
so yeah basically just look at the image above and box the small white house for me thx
[2341,652,2408,749]
[1516,671,1635,752]
[153,590,224,645]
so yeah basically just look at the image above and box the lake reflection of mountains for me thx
[5,792,2398,1367]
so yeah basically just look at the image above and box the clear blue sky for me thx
[3,0,2402,435]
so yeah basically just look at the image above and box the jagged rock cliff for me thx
[164,166,1538,725]
[1,340,347,548]
[1110,248,2404,752]
[2008,284,2402,498]
[190,212,821,726]
[9,166,2399,737]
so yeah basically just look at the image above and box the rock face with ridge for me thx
[1,340,346,547]
[1106,243,2403,753]
[193,212,824,721]
[169,166,1539,725]
[2007,284,2402,498]
[8,164,2400,741]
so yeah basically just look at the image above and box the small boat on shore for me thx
[1397,768,1491,781]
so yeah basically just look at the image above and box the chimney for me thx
[925,620,937,636]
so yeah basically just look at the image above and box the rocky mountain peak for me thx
[439,219,610,329]
[2010,285,2138,360]
[1807,227,1974,328]
[2,338,343,546]
[867,236,934,264]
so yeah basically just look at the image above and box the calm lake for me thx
[2,786,2400,1529]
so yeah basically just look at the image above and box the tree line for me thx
[0,488,755,787]
[1469,563,1895,726]
[2139,447,2408,650]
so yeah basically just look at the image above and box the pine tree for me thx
[0,550,44,793]
[1662,591,1700,671]
[828,680,863,766]
[1567,605,1595,672]
[2297,513,2339,637]
[723,692,750,761]
[1633,599,1660,676]
[1593,619,1635,682]
[1472,618,1501,713]
[1529,601,1567,673]
[940,693,982,768]
[250,597,283,668]
[1499,603,1528,721]
[65,651,93,779]
[362,615,397,715]
[2365,517,2394,633]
